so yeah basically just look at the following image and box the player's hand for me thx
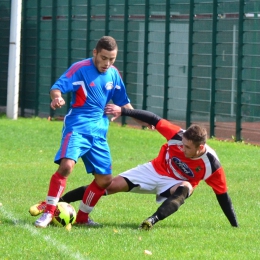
[50,97,65,110]
[105,104,122,121]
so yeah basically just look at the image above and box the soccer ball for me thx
[52,202,76,227]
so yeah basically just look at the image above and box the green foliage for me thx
[0,117,260,260]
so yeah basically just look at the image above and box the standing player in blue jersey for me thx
[35,36,135,228]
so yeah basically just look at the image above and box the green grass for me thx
[0,117,260,260]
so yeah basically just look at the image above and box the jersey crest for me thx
[172,157,194,177]
[105,82,114,90]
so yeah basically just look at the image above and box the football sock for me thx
[59,186,88,203]
[76,180,106,223]
[45,172,67,215]
[148,215,160,225]
[153,185,189,221]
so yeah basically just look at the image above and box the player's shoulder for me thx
[72,58,92,67]
[66,59,93,78]
[205,144,219,158]
[204,145,222,170]
[109,65,122,77]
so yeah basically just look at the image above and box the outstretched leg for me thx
[60,186,88,203]
[140,185,189,230]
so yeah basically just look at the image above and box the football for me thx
[52,202,76,227]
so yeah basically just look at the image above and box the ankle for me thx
[76,210,89,223]
[150,215,160,225]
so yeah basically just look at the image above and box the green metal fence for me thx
[1,0,260,143]
[0,0,11,106]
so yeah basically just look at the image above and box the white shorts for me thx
[119,162,183,203]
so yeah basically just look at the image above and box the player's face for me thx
[93,48,118,73]
[182,137,205,158]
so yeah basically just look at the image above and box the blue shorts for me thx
[54,131,112,174]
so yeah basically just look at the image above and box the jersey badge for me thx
[105,82,114,90]
[89,81,95,87]
[195,166,201,172]
[172,157,194,177]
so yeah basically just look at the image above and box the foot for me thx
[75,218,99,227]
[139,216,159,230]
[29,201,47,216]
[35,212,53,228]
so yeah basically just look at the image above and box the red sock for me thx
[76,180,105,223]
[45,172,67,214]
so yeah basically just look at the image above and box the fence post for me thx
[105,0,109,35]
[66,0,72,109]
[86,0,91,57]
[20,0,26,117]
[122,0,129,126]
[142,0,149,110]
[209,0,218,137]
[236,0,245,141]
[50,1,57,117]
[163,0,170,119]
[6,0,22,119]
[186,0,194,128]
[35,0,41,116]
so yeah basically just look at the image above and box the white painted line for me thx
[0,207,89,260]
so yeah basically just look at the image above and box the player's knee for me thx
[179,181,193,197]
[58,159,75,176]
[94,173,113,189]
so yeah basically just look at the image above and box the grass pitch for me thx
[0,116,260,260]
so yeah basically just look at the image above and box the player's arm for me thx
[216,192,238,227]
[105,105,182,139]
[205,168,239,227]
[105,104,161,126]
[50,89,65,110]
[107,103,132,121]
[107,103,154,128]
[122,103,133,109]
[121,103,151,127]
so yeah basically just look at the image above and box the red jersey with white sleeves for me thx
[151,119,227,195]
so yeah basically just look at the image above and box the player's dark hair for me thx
[95,36,118,53]
[183,124,207,147]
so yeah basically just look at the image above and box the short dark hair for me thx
[183,124,207,147]
[95,36,118,53]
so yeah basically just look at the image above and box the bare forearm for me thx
[50,89,62,100]
[122,103,134,109]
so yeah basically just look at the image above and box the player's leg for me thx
[106,175,133,194]
[75,139,112,225]
[140,182,192,230]
[29,185,88,217]
[76,174,111,224]
[34,158,74,227]
[34,132,83,228]
[60,185,88,202]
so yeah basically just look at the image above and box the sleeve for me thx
[216,192,239,227]
[121,109,182,140]
[121,108,161,126]
[50,63,81,94]
[205,168,228,194]
[155,119,182,141]
[50,74,74,94]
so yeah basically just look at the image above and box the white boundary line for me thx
[0,206,89,260]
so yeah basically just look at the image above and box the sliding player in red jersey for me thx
[31,105,238,230]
